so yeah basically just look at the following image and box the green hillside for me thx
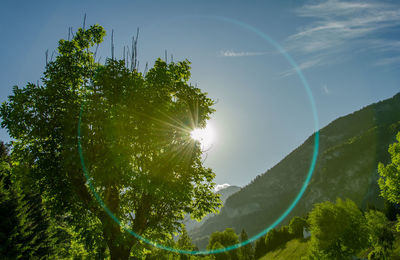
[259,238,309,260]
[191,93,400,249]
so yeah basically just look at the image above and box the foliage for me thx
[307,198,369,259]
[207,228,240,260]
[378,132,400,230]
[239,229,254,260]
[264,226,294,254]
[0,143,19,258]
[177,227,197,260]
[383,200,400,221]
[289,216,308,238]
[212,241,231,260]
[254,235,267,259]
[366,210,395,260]
[0,24,220,259]
[0,142,55,259]
[144,233,200,260]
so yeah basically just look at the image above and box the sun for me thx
[190,124,215,150]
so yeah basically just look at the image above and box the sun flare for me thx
[190,124,215,150]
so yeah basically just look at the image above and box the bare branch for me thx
[144,62,148,76]
[123,46,125,66]
[45,49,49,66]
[83,13,87,30]
[134,27,139,70]
[131,36,135,71]
[50,50,55,62]
[130,28,140,71]
[111,30,114,60]
[94,43,99,62]
[126,46,131,69]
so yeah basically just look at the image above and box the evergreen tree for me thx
[0,141,54,258]
[239,229,254,260]
[14,191,54,258]
[177,226,195,260]
[253,235,267,259]
[0,142,19,258]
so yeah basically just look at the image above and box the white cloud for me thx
[285,0,400,71]
[214,183,230,192]
[219,49,269,57]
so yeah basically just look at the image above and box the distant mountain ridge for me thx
[190,92,400,249]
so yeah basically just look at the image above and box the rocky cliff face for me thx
[190,93,400,249]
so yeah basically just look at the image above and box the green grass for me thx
[259,238,309,260]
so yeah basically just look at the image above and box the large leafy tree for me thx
[307,198,369,259]
[378,131,400,230]
[0,24,220,259]
[207,228,240,260]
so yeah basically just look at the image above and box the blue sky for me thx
[1,0,399,187]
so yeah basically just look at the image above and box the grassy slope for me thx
[259,234,400,260]
[259,238,309,260]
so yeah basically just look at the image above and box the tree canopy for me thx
[207,228,240,260]
[378,131,400,230]
[288,216,307,238]
[307,198,369,259]
[239,229,254,260]
[365,210,395,259]
[0,142,56,258]
[0,24,221,259]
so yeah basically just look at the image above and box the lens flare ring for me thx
[78,15,320,255]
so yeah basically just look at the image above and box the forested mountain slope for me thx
[191,93,400,249]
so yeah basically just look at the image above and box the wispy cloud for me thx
[370,39,400,52]
[279,57,324,78]
[374,56,400,66]
[219,49,269,57]
[285,0,400,72]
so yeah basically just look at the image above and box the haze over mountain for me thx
[190,92,400,249]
